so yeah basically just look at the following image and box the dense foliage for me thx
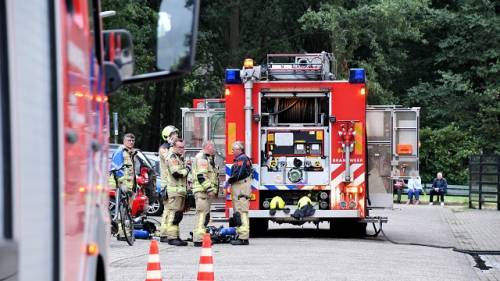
[103,0,499,184]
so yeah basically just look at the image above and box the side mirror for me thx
[156,0,199,73]
[103,30,134,79]
[104,62,122,94]
[122,0,199,84]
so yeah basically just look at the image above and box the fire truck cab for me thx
[224,53,373,235]
[0,0,199,280]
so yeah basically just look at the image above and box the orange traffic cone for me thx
[197,233,214,281]
[145,240,162,281]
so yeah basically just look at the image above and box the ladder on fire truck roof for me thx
[265,51,337,81]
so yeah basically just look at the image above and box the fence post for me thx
[497,156,500,211]
[469,156,472,209]
[479,155,483,210]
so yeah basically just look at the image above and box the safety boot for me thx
[230,239,249,246]
[193,242,202,247]
[117,235,127,241]
[168,238,188,246]
[160,236,169,243]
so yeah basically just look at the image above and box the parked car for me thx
[108,146,161,216]
[141,152,165,216]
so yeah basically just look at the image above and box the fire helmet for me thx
[270,196,285,210]
[297,195,313,209]
[161,125,179,141]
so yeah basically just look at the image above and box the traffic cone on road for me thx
[197,233,214,281]
[145,240,162,281]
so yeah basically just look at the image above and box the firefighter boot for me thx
[230,239,249,246]
[168,238,188,246]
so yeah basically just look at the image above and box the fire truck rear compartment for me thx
[260,95,329,127]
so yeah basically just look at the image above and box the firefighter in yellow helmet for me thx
[159,125,179,192]
[159,139,190,246]
[227,141,253,245]
[160,125,179,150]
[108,133,137,241]
[192,140,218,247]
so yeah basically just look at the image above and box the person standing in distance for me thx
[191,140,218,247]
[227,141,253,245]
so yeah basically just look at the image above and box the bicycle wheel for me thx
[109,193,118,235]
[119,199,135,246]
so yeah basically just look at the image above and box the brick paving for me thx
[109,204,500,280]
[443,207,500,280]
[381,204,500,280]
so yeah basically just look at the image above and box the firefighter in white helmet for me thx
[159,138,190,246]
[227,141,253,245]
[191,140,218,247]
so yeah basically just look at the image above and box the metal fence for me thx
[469,155,500,210]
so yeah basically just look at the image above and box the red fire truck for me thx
[223,53,388,236]
[0,1,198,280]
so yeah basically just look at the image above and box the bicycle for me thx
[109,185,135,246]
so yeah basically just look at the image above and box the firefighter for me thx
[159,139,190,246]
[158,126,173,215]
[158,126,179,209]
[192,140,218,247]
[227,141,253,245]
[108,133,137,241]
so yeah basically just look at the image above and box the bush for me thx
[420,125,480,184]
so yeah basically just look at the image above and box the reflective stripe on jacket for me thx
[192,151,217,193]
[164,151,189,195]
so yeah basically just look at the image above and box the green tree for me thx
[299,0,431,104]
[102,0,192,150]
[420,125,481,184]
[408,0,500,156]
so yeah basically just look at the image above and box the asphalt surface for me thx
[108,204,500,281]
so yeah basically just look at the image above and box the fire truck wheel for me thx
[250,218,269,237]
[329,219,366,238]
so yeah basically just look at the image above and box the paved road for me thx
[109,205,500,281]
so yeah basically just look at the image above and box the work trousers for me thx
[193,192,212,243]
[231,176,252,240]
[159,194,185,239]
[408,189,420,201]
[429,189,445,202]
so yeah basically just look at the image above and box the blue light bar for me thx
[349,68,366,83]
[225,69,242,84]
